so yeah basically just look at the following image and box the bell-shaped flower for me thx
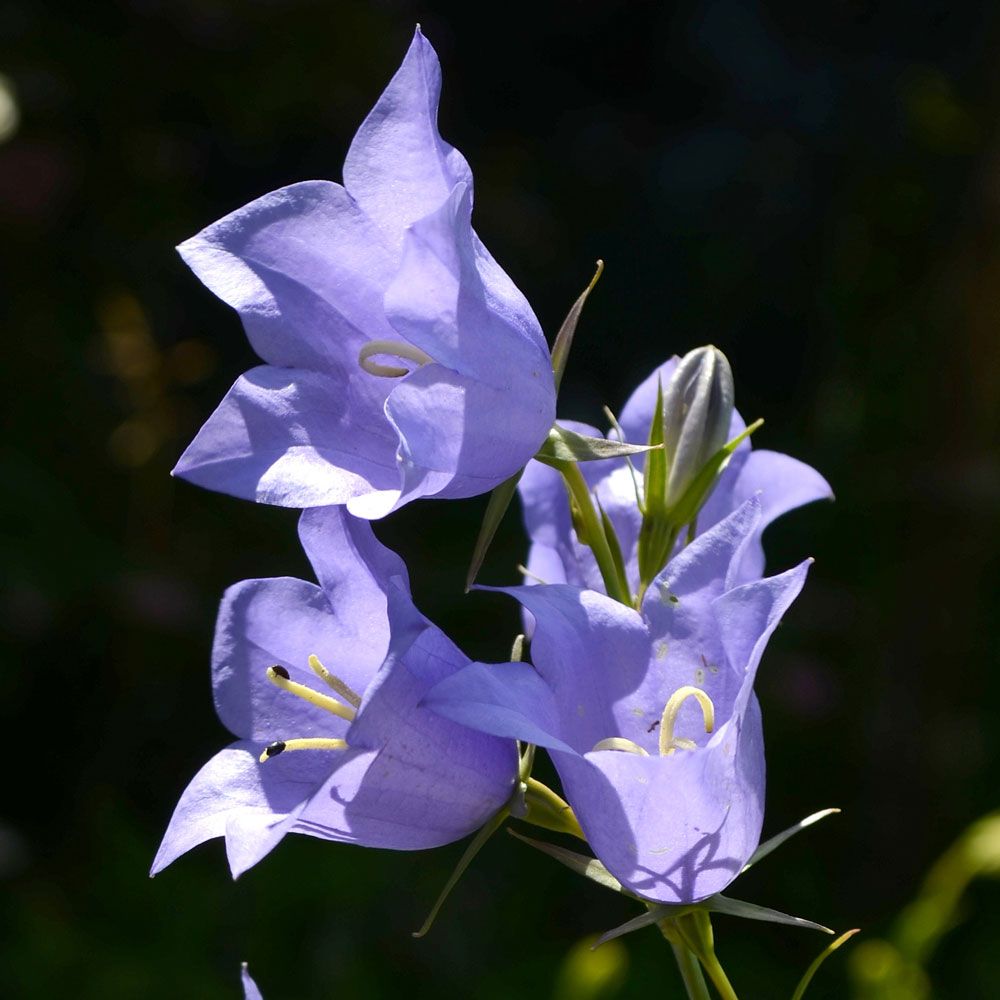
[173,29,555,519]
[424,498,810,904]
[151,506,518,877]
[520,356,830,593]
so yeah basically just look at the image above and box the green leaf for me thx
[743,808,841,871]
[790,929,860,1000]
[465,470,522,591]
[551,260,604,392]
[412,809,507,938]
[535,424,657,465]
[706,895,833,934]
[507,829,627,894]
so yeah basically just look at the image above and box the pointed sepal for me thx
[744,808,841,871]
[507,829,628,895]
[551,261,604,392]
[791,929,861,1000]
[465,470,523,590]
[535,424,658,466]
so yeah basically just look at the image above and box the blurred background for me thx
[2,0,998,996]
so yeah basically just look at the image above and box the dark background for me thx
[2,0,998,996]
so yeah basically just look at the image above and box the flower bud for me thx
[662,346,734,510]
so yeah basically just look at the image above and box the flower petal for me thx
[384,182,551,387]
[172,366,400,509]
[384,362,554,503]
[212,576,387,744]
[177,180,396,373]
[343,28,473,251]
[150,741,330,877]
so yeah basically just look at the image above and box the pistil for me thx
[358,340,434,377]
[658,686,714,757]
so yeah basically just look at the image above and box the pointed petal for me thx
[422,660,575,752]
[150,742,330,877]
[241,964,264,1000]
[384,361,553,503]
[177,180,396,372]
[722,449,833,582]
[211,575,386,743]
[172,366,400,510]
[298,505,409,598]
[498,585,650,752]
[343,28,473,250]
[384,183,550,385]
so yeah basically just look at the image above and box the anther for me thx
[592,737,650,756]
[265,665,356,722]
[358,340,434,378]
[308,654,362,709]
[258,737,348,763]
[658,685,715,757]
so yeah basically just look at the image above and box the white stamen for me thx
[266,666,356,722]
[308,654,362,709]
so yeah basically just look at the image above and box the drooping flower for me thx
[151,506,518,877]
[173,29,555,519]
[425,498,810,904]
[520,356,830,593]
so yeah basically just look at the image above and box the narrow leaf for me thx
[790,929,861,1000]
[412,810,507,938]
[744,808,841,871]
[708,895,834,934]
[551,260,604,392]
[465,471,522,591]
[507,828,626,894]
[535,424,657,465]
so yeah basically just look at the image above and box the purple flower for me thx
[173,29,554,519]
[241,965,263,1000]
[425,499,810,904]
[151,506,518,877]
[520,357,831,593]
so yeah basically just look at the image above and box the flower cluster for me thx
[156,27,835,993]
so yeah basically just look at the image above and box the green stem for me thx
[558,461,631,606]
[658,918,711,1000]
[680,912,739,1000]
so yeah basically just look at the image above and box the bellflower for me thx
[520,356,831,593]
[173,29,555,519]
[151,506,518,877]
[425,498,810,904]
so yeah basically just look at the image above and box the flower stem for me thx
[558,461,631,606]
[658,918,711,1000]
[680,912,740,1000]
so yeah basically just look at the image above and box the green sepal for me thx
[701,895,833,934]
[412,808,508,938]
[551,261,604,392]
[791,929,860,1000]
[597,499,629,595]
[535,424,658,466]
[665,417,763,529]
[522,778,586,839]
[508,829,629,895]
[743,808,841,871]
[465,470,522,591]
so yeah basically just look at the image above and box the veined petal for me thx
[150,741,330,877]
[385,182,551,387]
[385,362,554,503]
[177,180,396,373]
[423,660,575,752]
[172,366,399,509]
[557,694,764,904]
[343,27,473,251]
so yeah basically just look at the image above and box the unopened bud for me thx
[662,346,734,509]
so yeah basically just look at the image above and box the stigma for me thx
[358,340,434,378]
[258,655,362,764]
[590,685,716,758]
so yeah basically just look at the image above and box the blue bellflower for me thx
[425,499,810,904]
[520,357,831,593]
[151,506,517,877]
[174,29,555,518]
